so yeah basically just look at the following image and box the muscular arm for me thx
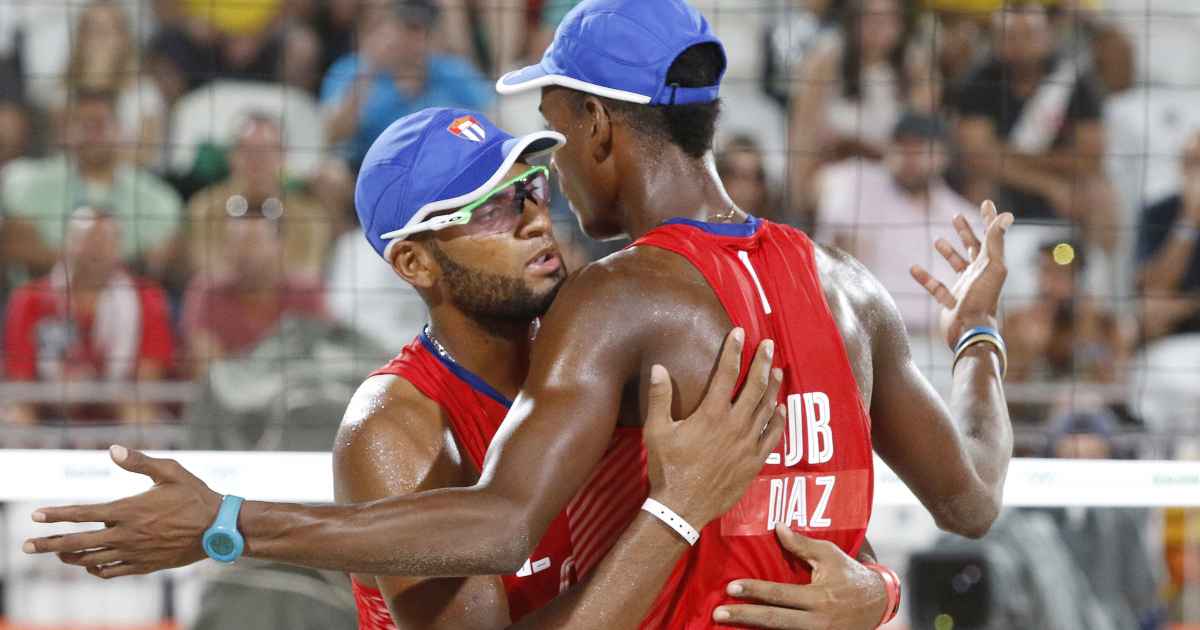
[869,297,1009,538]
[238,264,645,576]
[333,375,511,629]
[867,206,1013,539]
[333,374,703,630]
[29,252,783,584]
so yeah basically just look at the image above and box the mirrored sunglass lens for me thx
[466,195,524,235]
[527,174,549,206]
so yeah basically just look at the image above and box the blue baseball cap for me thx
[496,0,725,106]
[355,108,565,261]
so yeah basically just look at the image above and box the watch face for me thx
[209,532,236,557]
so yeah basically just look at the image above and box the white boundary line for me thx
[3,451,1200,506]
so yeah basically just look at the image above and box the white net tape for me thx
[4,451,1199,506]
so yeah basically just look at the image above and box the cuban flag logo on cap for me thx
[448,115,486,142]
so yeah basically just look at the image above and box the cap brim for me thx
[379,130,566,257]
[496,64,652,104]
[496,62,553,94]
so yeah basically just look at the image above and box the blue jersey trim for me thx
[662,215,762,237]
[419,328,514,409]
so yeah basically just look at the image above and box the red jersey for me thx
[351,331,580,628]
[2,270,176,424]
[3,274,175,383]
[572,216,875,628]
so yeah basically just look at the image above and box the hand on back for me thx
[642,328,785,528]
[714,526,888,630]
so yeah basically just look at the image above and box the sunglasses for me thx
[418,165,551,237]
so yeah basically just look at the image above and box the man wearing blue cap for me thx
[338,107,788,629]
[30,0,1016,628]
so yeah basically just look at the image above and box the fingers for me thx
[935,237,969,273]
[30,502,118,525]
[713,604,816,629]
[953,213,982,260]
[774,525,840,567]
[57,548,125,568]
[757,403,787,461]
[644,364,675,431]
[744,366,783,432]
[731,339,775,419]
[981,198,998,227]
[87,562,144,579]
[727,578,822,610]
[111,445,185,485]
[23,528,115,554]
[983,211,1015,268]
[910,265,957,309]
[705,328,747,408]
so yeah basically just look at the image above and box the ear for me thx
[389,240,439,289]
[582,96,613,163]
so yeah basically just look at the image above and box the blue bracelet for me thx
[202,495,245,563]
[955,326,1006,355]
[952,326,1007,379]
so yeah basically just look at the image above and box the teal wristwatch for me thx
[202,495,245,563]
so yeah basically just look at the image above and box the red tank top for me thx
[350,331,580,628]
[574,216,875,628]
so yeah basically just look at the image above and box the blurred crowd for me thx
[0,0,1198,625]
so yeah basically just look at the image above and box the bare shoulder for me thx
[812,242,901,328]
[812,242,912,403]
[542,245,714,339]
[333,374,471,504]
[567,245,710,301]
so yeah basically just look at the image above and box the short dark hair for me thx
[560,43,725,160]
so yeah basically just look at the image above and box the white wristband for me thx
[641,498,701,546]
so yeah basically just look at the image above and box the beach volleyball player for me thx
[27,0,1015,627]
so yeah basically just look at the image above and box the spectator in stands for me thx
[760,0,845,107]
[0,100,27,169]
[321,0,492,168]
[716,135,783,224]
[182,208,328,375]
[1003,240,1131,424]
[0,90,183,276]
[817,113,976,337]
[1047,1,1134,96]
[325,228,428,353]
[48,0,166,171]
[927,409,1166,630]
[787,0,938,224]
[1134,132,1200,439]
[1138,132,1200,342]
[955,3,1118,251]
[1,208,175,425]
[308,0,362,79]
[147,0,320,104]
[1040,410,1169,630]
[0,80,41,279]
[188,113,332,282]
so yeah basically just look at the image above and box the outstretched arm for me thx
[868,200,1013,538]
[26,275,782,580]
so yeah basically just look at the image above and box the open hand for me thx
[911,200,1014,350]
[643,328,786,528]
[23,445,222,578]
[713,526,888,629]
